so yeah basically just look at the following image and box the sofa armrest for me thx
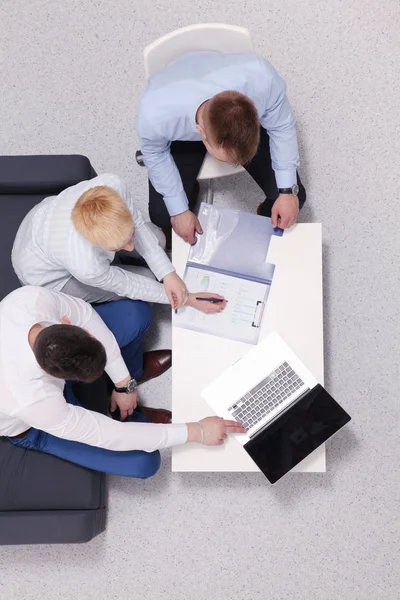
[0,508,107,545]
[0,155,97,194]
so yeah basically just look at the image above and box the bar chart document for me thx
[174,203,283,344]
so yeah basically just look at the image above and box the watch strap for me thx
[114,378,137,393]
[278,184,299,196]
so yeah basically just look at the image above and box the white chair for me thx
[140,24,254,204]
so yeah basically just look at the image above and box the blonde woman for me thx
[12,173,225,385]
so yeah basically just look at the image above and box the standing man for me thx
[138,51,306,244]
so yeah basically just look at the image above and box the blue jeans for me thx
[9,299,161,479]
[94,298,152,379]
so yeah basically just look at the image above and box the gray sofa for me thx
[0,155,108,545]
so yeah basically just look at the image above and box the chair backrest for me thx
[144,23,253,79]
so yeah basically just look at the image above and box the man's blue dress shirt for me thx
[138,51,299,216]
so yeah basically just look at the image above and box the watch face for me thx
[292,184,299,196]
[127,378,137,393]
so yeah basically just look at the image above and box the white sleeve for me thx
[79,307,130,384]
[66,235,170,305]
[16,395,188,452]
[117,177,175,282]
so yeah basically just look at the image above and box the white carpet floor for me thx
[0,1,399,598]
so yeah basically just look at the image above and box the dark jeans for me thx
[148,127,306,228]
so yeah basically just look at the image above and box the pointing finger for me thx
[223,419,245,428]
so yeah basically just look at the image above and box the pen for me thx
[195,297,226,304]
[175,297,227,312]
[172,293,178,314]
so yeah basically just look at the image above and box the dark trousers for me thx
[148,127,306,229]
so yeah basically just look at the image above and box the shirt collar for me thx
[191,95,212,131]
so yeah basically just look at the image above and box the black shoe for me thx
[256,200,273,218]
[162,227,172,252]
[135,150,145,166]
[191,181,200,205]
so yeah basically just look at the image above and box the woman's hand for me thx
[163,272,188,310]
[187,416,246,446]
[185,292,227,314]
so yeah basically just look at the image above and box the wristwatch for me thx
[114,378,138,394]
[278,184,299,196]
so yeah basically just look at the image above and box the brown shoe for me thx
[136,350,172,384]
[138,406,172,424]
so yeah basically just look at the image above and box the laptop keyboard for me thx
[229,362,305,431]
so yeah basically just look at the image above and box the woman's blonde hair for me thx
[71,186,134,250]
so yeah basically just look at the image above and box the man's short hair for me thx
[71,185,134,250]
[206,91,260,164]
[33,324,107,383]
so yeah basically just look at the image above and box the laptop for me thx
[202,332,351,484]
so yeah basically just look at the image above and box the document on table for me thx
[175,266,269,344]
[173,203,283,344]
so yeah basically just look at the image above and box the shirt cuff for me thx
[150,252,176,282]
[164,191,189,217]
[105,357,130,385]
[274,169,297,189]
[165,423,188,447]
[159,264,175,281]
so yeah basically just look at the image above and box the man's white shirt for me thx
[0,287,187,450]
[11,174,175,304]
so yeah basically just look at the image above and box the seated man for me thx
[138,51,306,244]
[0,286,244,478]
[11,172,226,320]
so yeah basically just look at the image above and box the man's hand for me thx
[271,194,299,229]
[185,292,227,314]
[163,272,188,310]
[170,210,203,244]
[187,416,247,446]
[110,377,139,421]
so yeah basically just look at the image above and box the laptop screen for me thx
[244,384,351,484]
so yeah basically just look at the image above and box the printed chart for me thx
[174,267,269,344]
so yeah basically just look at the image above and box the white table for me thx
[172,223,325,473]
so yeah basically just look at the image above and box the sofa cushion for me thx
[0,155,94,194]
[0,194,47,298]
[0,438,106,511]
[0,375,109,512]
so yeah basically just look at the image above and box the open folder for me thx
[174,203,283,344]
